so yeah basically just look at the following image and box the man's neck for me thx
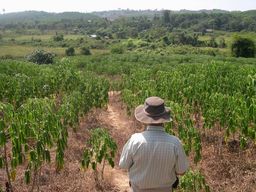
[147,125,165,132]
[148,123,164,127]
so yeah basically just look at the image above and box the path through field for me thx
[99,91,136,192]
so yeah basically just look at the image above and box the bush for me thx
[53,34,64,41]
[126,39,136,49]
[207,37,218,48]
[111,45,124,54]
[162,36,171,45]
[65,47,75,56]
[231,36,255,58]
[26,49,55,64]
[218,38,226,48]
[80,47,91,55]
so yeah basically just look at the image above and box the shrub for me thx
[207,37,218,48]
[126,39,135,49]
[218,38,226,48]
[162,36,171,45]
[111,45,124,54]
[61,43,68,47]
[53,34,64,41]
[80,47,91,55]
[231,36,255,58]
[65,47,75,56]
[26,49,55,64]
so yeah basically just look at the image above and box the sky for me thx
[0,0,255,13]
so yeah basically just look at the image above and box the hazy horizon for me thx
[1,0,256,14]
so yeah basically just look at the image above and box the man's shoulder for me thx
[130,132,182,146]
[130,132,145,141]
[164,133,179,140]
[165,134,182,146]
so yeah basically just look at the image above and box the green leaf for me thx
[92,162,96,170]
[240,137,247,149]
[108,158,115,168]
[11,157,17,168]
[24,144,29,152]
[30,150,36,162]
[0,156,3,168]
[18,154,23,164]
[0,131,6,146]
[81,160,86,168]
[25,169,31,184]
[44,149,51,163]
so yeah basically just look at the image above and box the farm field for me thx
[0,52,255,192]
[0,8,256,192]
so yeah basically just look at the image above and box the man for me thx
[119,96,189,192]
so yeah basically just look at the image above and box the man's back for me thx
[119,125,189,191]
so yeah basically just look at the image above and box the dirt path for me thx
[99,91,136,192]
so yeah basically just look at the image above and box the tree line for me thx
[0,10,255,35]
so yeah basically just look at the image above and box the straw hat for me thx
[135,96,172,124]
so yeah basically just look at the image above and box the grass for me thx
[0,45,66,57]
[0,45,109,58]
[0,31,254,58]
[198,31,256,45]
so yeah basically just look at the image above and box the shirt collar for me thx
[147,125,165,132]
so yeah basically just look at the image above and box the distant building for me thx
[206,29,214,33]
[90,34,97,38]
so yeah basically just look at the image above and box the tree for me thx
[65,47,75,56]
[80,47,91,55]
[53,34,64,41]
[218,37,226,48]
[111,45,124,54]
[207,36,218,48]
[162,10,171,25]
[26,49,55,64]
[162,36,171,45]
[231,36,255,58]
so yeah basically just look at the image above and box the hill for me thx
[0,10,255,32]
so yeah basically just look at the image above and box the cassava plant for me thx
[81,128,117,184]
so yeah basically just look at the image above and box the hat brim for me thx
[135,105,172,124]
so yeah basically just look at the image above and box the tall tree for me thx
[162,10,171,25]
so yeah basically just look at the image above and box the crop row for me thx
[0,59,109,191]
